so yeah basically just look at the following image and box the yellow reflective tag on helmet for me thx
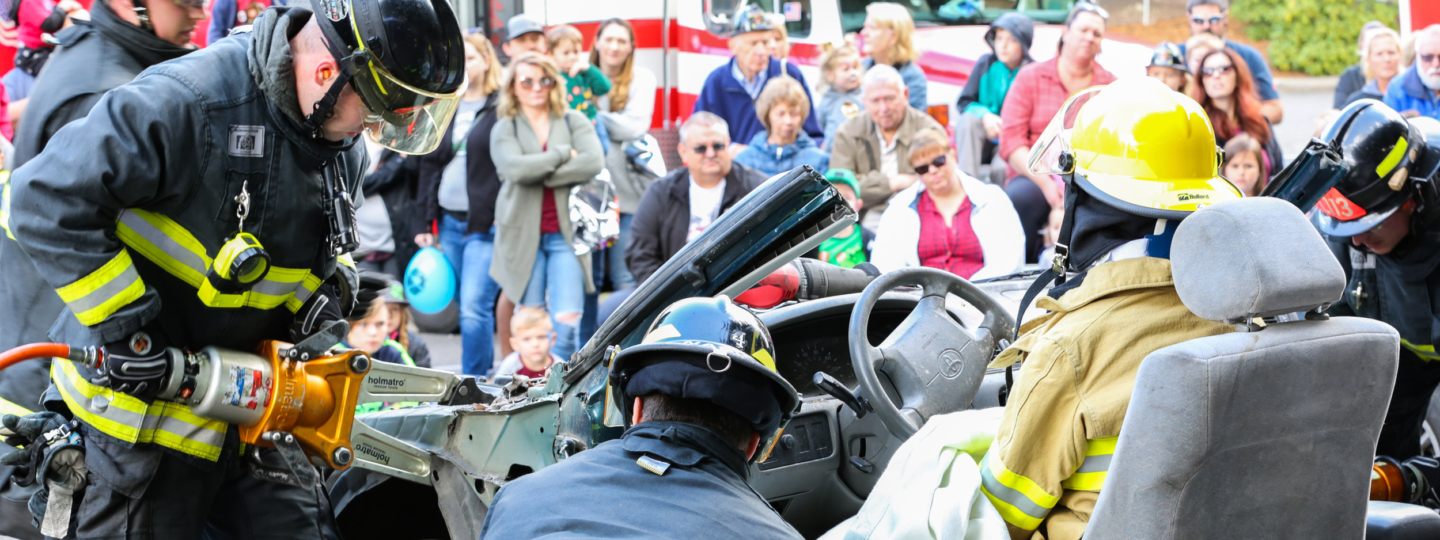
[752,349,776,372]
[1376,136,1409,179]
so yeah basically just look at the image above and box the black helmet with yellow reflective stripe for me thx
[308,0,466,153]
[1310,99,1428,237]
[609,295,800,463]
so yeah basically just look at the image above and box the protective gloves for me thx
[94,323,173,401]
[0,412,86,538]
[290,283,345,343]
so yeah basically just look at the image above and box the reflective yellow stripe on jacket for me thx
[0,396,32,417]
[55,251,146,326]
[52,359,226,460]
[116,208,319,312]
[980,452,1059,531]
[1060,437,1117,491]
[1403,340,1440,362]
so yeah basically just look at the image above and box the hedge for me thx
[1232,0,1400,76]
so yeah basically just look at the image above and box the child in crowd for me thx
[813,169,875,268]
[381,279,432,368]
[494,307,566,380]
[734,76,829,176]
[816,44,865,151]
[1146,41,1189,93]
[346,278,419,413]
[1222,134,1270,196]
[1184,32,1225,74]
[547,24,612,154]
[1038,206,1065,266]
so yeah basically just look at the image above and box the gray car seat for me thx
[1085,198,1401,540]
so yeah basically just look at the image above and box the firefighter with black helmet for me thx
[480,295,805,540]
[1305,99,1440,461]
[0,0,466,534]
[982,78,1239,540]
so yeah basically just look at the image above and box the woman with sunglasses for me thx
[1191,47,1282,177]
[872,128,1024,280]
[490,52,605,361]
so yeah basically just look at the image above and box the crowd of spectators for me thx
[11,0,1433,380]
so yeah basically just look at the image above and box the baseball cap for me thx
[825,169,860,195]
[505,14,544,43]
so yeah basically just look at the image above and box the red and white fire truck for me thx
[465,0,1153,138]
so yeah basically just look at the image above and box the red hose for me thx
[0,343,72,372]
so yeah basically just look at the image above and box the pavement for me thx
[1273,77,1339,167]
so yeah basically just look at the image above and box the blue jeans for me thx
[440,214,501,377]
[520,232,586,360]
[607,213,636,290]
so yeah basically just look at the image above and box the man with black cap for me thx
[1300,100,1440,461]
[479,295,803,540]
[981,78,1238,540]
[693,4,821,150]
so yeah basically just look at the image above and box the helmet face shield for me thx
[352,61,467,154]
[1028,87,1104,176]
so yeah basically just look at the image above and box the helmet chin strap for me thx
[131,0,153,31]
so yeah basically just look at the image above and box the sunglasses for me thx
[1201,64,1234,78]
[1421,54,1440,64]
[1190,15,1224,26]
[173,0,205,9]
[912,154,947,175]
[1072,1,1109,20]
[518,77,556,90]
[690,142,728,155]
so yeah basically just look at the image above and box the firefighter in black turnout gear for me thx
[1300,100,1440,461]
[0,0,466,534]
[0,0,198,534]
[480,296,805,540]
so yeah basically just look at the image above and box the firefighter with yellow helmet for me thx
[980,77,1240,540]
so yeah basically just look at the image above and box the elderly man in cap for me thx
[502,13,547,58]
[479,295,803,540]
[694,4,822,152]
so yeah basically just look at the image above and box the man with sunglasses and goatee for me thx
[626,112,766,284]
[1182,0,1283,123]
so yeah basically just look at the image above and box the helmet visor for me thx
[1027,86,1105,176]
[353,61,467,155]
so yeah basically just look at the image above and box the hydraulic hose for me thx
[0,343,90,373]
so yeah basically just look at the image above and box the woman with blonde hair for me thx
[490,52,605,360]
[590,18,659,292]
[1340,26,1402,106]
[872,128,1024,279]
[413,30,507,377]
[861,2,927,110]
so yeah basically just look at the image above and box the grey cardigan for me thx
[490,109,605,301]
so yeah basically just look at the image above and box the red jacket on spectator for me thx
[17,0,89,49]
[998,57,1115,178]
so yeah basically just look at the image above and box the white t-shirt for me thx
[687,178,727,243]
[875,124,900,179]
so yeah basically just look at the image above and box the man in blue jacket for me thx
[694,4,821,151]
[1384,25,1440,121]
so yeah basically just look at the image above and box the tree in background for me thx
[1233,0,1399,76]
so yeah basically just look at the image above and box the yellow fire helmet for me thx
[1028,77,1243,220]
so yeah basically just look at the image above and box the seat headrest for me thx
[1172,198,1346,323]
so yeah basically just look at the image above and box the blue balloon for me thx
[405,247,456,314]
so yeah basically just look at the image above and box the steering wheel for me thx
[848,268,1016,440]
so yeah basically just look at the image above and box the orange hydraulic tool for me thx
[0,332,370,470]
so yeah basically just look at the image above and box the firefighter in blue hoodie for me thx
[694,4,822,151]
